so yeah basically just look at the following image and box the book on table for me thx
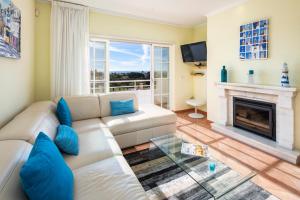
[181,142,208,157]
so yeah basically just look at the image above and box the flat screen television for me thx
[181,41,207,62]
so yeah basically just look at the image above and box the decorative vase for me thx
[221,66,227,82]
[281,62,290,87]
[248,70,254,84]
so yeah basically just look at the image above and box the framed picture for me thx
[0,0,21,59]
[240,19,269,60]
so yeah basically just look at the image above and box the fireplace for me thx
[233,97,276,141]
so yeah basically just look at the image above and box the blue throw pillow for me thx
[110,99,135,116]
[20,132,74,200]
[55,125,79,155]
[56,97,72,127]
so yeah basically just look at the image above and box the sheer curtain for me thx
[51,1,89,98]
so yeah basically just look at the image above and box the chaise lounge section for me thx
[0,92,177,199]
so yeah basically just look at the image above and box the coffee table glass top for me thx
[151,134,256,199]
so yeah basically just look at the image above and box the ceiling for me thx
[56,0,248,27]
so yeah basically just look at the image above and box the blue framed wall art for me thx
[240,19,269,60]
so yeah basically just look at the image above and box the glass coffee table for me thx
[151,134,256,199]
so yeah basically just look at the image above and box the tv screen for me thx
[181,41,207,62]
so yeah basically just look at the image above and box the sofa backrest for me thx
[0,140,32,200]
[0,101,59,144]
[99,92,139,118]
[54,95,101,121]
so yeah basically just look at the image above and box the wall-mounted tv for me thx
[181,41,207,63]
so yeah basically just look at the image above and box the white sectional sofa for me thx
[0,93,177,200]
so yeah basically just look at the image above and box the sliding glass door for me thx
[89,40,108,94]
[89,39,171,109]
[152,45,170,109]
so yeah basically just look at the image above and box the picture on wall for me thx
[240,19,268,60]
[0,0,21,59]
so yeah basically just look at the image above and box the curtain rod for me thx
[51,0,87,7]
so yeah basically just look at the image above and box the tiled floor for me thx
[123,109,300,200]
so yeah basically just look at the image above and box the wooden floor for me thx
[123,109,300,200]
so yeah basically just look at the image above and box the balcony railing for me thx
[109,80,151,92]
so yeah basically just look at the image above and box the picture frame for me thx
[0,0,21,59]
[240,19,269,60]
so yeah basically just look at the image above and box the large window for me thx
[89,38,171,109]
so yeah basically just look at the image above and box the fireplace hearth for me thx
[233,97,276,141]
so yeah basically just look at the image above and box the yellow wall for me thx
[35,2,199,111]
[0,0,35,127]
[207,0,300,149]
[192,23,207,111]
[35,2,51,101]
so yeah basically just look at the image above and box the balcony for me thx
[110,80,152,104]
[90,79,169,108]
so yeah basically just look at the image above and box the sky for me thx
[109,41,151,72]
[0,0,11,9]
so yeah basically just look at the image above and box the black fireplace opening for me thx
[233,97,276,141]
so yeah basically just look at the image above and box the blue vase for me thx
[221,66,227,82]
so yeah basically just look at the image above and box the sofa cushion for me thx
[0,140,31,200]
[56,98,73,126]
[64,119,122,170]
[102,104,177,136]
[0,101,59,144]
[99,92,138,117]
[54,95,101,121]
[73,156,148,200]
[55,125,79,155]
[110,99,135,116]
[20,133,74,200]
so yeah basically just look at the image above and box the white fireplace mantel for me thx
[215,82,297,150]
[212,82,299,164]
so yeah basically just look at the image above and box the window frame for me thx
[89,38,110,94]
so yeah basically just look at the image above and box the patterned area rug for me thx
[124,146,279,200]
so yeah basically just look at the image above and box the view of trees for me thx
[110,71,150,92]
[110,71,150,81]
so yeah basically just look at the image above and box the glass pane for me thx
[154,95,162,107]
[154,47,162,61]
[95,61,105,80]
[162,95,169,109]
[90,82,94,94]
[162,63,169,78]
[162,79,169,94]
[154,79,162,95]
[95,82,105,94]
[89,46,94,62]
[95,43,105,60]
[162,47,169,62]
[90,70,94,81]
[153,46,170,109]
[154,62,161,78]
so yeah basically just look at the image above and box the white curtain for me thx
[51,1,89,98]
